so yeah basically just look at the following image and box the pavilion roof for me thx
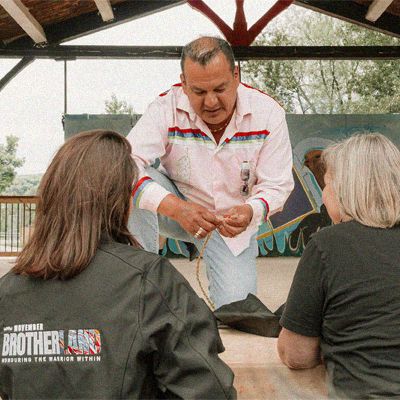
[0,0,398,48]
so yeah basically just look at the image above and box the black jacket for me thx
[0,239,236,399]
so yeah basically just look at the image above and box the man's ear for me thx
[233,65,240,83]
[180,73,188,94]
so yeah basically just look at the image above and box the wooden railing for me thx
[0,196,37,256]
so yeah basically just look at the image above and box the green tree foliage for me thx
[0,135,24,193]
[242,11,400,113]
[3,174,41,195]
[104,93,134,115]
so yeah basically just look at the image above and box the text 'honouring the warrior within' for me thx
[1,323,102,364]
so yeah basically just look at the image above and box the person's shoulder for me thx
[0,271,13,291]
[155,83,184,103]
[150,83,186,114]
[98,240,163,274]
[309,221,359,251]
[158,83,182,97]
[0,271,21,309]
[136,252,196,304]
[240,82,285,111]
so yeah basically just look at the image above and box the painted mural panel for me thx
[165,114,400,257]
[256,114,400,256]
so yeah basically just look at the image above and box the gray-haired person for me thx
[278,133,400,398]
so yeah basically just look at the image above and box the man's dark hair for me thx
[181,36,235,73]
[13,130,139,280]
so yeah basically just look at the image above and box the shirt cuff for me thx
[132,176,170,213]
[247,198,270,226]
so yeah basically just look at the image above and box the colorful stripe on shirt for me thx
[224,130,270,145]
[159,83,182,97]
[132,176,153,207]
[168,127,213,143]
[256,197,270,222]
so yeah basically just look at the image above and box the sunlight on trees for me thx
[0,136,24,193]
[242,11,400,114]
[104,94,134,116]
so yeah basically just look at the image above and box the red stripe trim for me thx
[241,82,284,108]
[233,130,270,137]
[168,126,208,137]
[132,176,151,197]
[258,197,270,220]
[159,83,182,96]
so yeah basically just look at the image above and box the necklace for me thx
[209,119,229,134]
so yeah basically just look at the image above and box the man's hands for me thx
[158,195,222,239]
[218,204,253,238]
[176,201,224,239]
[158,195,253,239]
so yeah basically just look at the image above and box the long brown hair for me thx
[13,130,139,280]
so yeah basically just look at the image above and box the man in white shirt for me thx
[127,36,293,308]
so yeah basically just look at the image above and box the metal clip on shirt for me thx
[240,161,250,196]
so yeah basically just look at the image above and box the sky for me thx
[0,0,292,175]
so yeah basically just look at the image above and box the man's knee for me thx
[143,167,182,198]
[213,285,255,309]
[210,271,257,308]
[143,166,161,180]
[225,284,255,300]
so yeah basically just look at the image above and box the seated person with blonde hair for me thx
[0,130,236,399]
[278,133,400,398]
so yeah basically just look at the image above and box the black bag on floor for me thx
[214,293,285,338]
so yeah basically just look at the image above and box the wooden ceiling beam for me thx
[3,0,185,47]
[0,1,184,88]
[366,0,395,22]
[0,45,399,60]
[0,0,46,44]
[93,0,114,22]
[187,0,294,46]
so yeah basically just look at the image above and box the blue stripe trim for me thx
[133,178,153,207]
[168,129,212,142]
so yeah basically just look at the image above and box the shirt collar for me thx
[236,83,252,117]
[176,87,197,122]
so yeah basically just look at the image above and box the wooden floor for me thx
[173,256,327,399]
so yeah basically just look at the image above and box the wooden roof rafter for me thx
[187,0,294,46]
[0,0,46,44]
[0,0,399,93]
[366,0,395,21]
[93,0,115,23]
[2,0,185,47]
[0,0,185,92]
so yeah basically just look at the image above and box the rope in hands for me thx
[195,232,215,310]
[193,211,246,311]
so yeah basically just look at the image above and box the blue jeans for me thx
[128,168,258,309]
